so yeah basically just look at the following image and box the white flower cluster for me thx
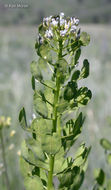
[42,12,79,39]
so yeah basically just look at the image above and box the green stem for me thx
[52,76,60,133]
[53,39,62,133]
[47,39,63,190]
[0,130,10,190]
[47,155,54,190]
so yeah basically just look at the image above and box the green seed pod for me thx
[64,82,77,100]
[64,86,74,100]
[71,70,80,81]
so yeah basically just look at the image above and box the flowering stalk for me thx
[0,117,11,190]
[19,13,91,190]
[0,131,10,190]
[47,37,63,190]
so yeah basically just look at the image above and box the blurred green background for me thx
[0,0,111,189]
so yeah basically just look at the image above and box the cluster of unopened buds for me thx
[38,12,80,43]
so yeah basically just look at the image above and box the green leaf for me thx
[70,171,84,190]
[35,41,39,50]
[71,70,80,81]
[33,91,48,118]
[76,87,92,106]
[59,166,80,188]
[21,140,49,171]
[41,133,61,155]
[31,76,35,90]
[27,150,49,171]
[107,153,111,165]
[57,58,68,73]
[44,80,55,90]
[94,169,105,186]
[38,58,52,80]
[24,176,44,190]
[54,157,67,175]
[30,61,43,81]
[74,144,90,167]
[43,82,54,117]
[57,101,69,113]
[73,144,91,168]
[80,59,89,79]
[26,138,46,162]
[74,48,81,65]
[73,112,84,140]
[38,24,45,36]
[20,156,33,178]
[32,167,47,185]
[80,32,90,46]
[39,44,52,62]
[70,40,79,53]
[74,143,86,159]
[62,113,84,150]
[21,140,29,158]
[54,147,67,174]
[31,118,52,138]
[19,107,27,129]
[100,138,111,151]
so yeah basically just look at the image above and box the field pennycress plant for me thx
[19,13,92,190]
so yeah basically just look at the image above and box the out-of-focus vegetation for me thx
[0,24,111,189]
[0,116,11,190]
[0,27,35,190]
[0,0,111,25]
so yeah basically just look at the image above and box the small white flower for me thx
[60,29,67,37]
[60,12,65,19]
[51,18,58,27]
[8,144,14,150]
[65,20,70,30]
[42,14,79,40]
[60,19,65,26]
[43,17,51,26]
[73,18,79,25]
[49,15,52,20]
[32,113,36,119]
[43,18,47,26]
[70,17,74,25]
[70,25,77,33]
[56,16,59,21]
[10,130,16,137]
[45,29,53,39]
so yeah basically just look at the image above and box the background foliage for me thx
[0,0,111,25]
